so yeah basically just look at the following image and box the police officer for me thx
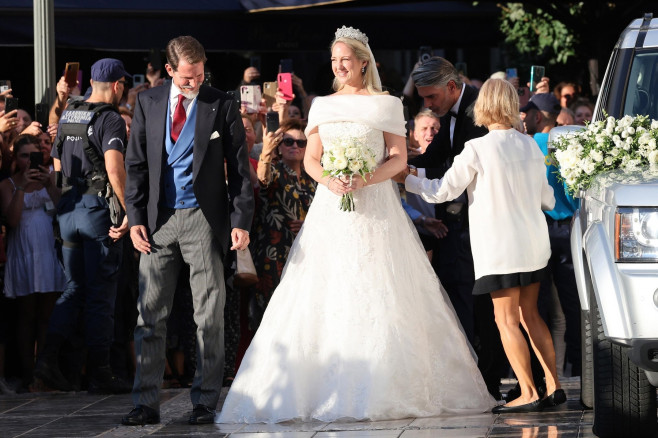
[34,59,131,394]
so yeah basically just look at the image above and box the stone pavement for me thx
[0,377,598,437]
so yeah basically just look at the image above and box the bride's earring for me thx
[361,65,366,74]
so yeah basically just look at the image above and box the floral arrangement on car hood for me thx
[552,114,658,195]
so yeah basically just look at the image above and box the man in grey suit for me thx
[121,36,254,426]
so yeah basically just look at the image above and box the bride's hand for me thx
[344,175,368,192]
[327,177,349,195]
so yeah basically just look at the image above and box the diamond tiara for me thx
[335,25,369,46]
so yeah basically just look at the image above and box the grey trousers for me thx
[132,207,226,411]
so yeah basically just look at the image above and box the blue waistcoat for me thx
[163,99,199,209]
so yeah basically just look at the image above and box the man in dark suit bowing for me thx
[407,57,505,400]
[121,36,254,426]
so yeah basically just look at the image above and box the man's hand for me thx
[130,225,151,254]
[231,228,250,251]
[424,217,448,239]
[20,121,43,136]
[109,216,130,242]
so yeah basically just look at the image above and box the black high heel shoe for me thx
[539,389,566,408]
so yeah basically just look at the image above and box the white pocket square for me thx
[210,131,220,140]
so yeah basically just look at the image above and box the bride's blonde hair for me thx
[330,37,387,96]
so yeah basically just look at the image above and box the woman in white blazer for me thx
[400,78,564,414]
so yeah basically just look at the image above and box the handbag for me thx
[233,248,259,288]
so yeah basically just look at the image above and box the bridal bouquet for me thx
[321,139,377,211]
[552,114,658,195]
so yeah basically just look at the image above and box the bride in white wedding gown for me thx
[217,26,496,424]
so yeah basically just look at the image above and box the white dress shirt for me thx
[168,84,198,121]
[405,128,555,279]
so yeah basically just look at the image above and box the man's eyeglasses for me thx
[281,138,307,148]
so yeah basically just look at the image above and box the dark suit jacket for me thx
[409,85,488,179]
[125,83,254,259]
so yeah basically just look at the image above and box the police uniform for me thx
[35,58,131,394]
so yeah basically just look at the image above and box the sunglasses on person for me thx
[281,138,307,148]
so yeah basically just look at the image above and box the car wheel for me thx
[580,308,594,409]
[591,292,657,437]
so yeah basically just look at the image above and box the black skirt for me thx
[472,266,548,296]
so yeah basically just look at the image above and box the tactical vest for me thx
[55,101,125,226]
[55,101,117,195]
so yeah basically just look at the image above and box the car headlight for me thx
[615,207,658,262]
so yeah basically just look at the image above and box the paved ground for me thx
[0,377,599,438]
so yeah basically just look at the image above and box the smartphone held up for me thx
[64,62,80,89]
[262,81,278,108]
[277,73,294,101]
[29,151,44,170]
[35,103,49,131]
[5,97,19,113]
[240,85,262,114]
[266,111,279,133]
[529,65,545,92]
[418,46,432,64]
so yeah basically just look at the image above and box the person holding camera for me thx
[0,134,65,391]
[34,58,131,395]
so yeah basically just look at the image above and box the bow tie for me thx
[448,110,458,118]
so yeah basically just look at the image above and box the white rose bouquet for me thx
[552,114,658,195]
[321,138,377,211]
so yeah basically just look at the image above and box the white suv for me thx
[569,12,658,438]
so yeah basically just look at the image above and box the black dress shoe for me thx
[121,406,160,426]
[492,399,543,414]
[539,389,566,408]
[188,404,216,425]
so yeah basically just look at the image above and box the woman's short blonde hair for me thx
[473,78,521,128]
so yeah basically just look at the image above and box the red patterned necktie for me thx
[171,94,186,142]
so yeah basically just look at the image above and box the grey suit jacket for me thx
[125,83,254,259]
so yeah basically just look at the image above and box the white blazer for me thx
[405,128,555,280]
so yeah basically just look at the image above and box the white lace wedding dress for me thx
[217,95,495,423]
